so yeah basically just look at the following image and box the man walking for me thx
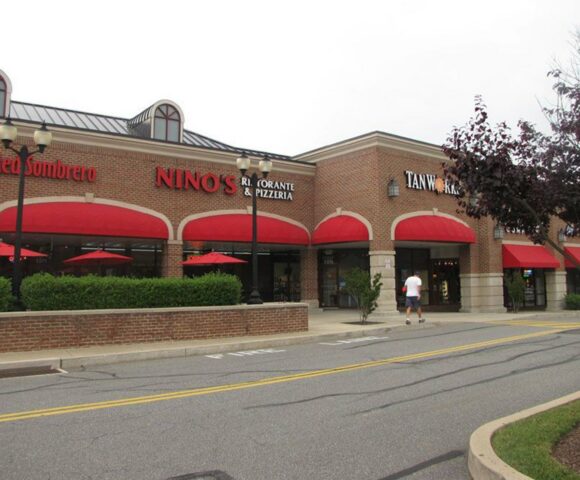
[404,272,425,325]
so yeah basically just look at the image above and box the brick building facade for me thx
[1,68,578,313]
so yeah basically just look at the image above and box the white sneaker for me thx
[419,318,425,323]
[405,319,411,325]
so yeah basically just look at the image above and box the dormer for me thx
[128,100,184,143]
[0,69,12,119]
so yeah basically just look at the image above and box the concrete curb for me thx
[468,390,580,480]
[1,323,414,370]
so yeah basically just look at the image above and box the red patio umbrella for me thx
[0,242,47,259]
[63,250,133,265]
[181,252,247,266]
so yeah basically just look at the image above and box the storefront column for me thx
[162,240,183,278]
[545,271,567,311]
[459,273,506,313]
[459,244,506,313]
[369,250,397,315]
[300,248,319,309]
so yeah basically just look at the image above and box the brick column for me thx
[369,250,397,315]
[162,240,183,278]
[459,225,506,313]
[300,248,319,309]
[545,271,567,311]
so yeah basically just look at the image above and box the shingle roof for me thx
[8,101,290,161]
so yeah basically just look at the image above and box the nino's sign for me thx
[404,170,459,196]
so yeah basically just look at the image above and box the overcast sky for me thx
[3,0,579,156]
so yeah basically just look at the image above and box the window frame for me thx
[0,77,6,117]
[153,104,181,142]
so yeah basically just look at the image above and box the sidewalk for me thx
[1,308,578,371]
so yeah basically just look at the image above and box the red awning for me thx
[564,247,580,269]
[182,214,309,245]
[0,203,169,239]
[394,215,476,243]
[312,215,369,245]
[502,244,560,269]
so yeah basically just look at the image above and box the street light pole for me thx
[0,119,52,304]
[236,152,272,305]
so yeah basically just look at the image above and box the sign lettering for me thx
[241,177,295,201]
[0,157,97,183]
[404,170,459,196]
[155,167,237,195]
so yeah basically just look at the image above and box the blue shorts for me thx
[405,296,420,308]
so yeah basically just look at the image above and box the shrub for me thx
[20,272,242,311]
[0,277,12,311]
[564,293,580,310]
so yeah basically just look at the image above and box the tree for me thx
[343,268,383,324]
[504,271,526,313]
[442,33,580,269]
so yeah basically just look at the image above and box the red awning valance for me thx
[0,202,169,239]
[394,215,476,243]
[564,247,580,269]
[312,215,369,245]
[502,244,559,269]
[182,214,309,245]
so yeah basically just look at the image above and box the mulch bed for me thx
[552,424,580,474]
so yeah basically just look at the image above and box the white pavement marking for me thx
[319,336,389,346]
[205,348,286,360]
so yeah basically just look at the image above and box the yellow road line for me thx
[0,329,563,424]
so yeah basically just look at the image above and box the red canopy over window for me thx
[502,244,559,269]
[312,215,369,245]
[182,214,309,245]
[0,202,169,239]
[394,215,476,243]
[564,247,580,269]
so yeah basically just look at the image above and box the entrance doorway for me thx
[430,259,460,306]
[395,248,461,311]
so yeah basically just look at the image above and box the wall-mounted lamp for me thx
[558,229,566,243]
[387,179,399,197]
[469,194,479,207]
[493,224,505,240]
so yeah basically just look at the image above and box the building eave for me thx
[293,131,448,163]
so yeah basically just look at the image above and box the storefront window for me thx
[504,268,547,309]
[0,234,163,279]
[567,269,580,294]
[183,248,301,303]
[318,249,369,308]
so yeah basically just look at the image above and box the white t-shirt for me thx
[404,275,422,297]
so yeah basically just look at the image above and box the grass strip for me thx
[492,399,580,480]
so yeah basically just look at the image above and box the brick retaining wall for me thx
[0,303,308,353]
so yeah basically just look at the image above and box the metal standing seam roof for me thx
[8,101,290,161]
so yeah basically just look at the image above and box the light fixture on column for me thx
[387,179,399,197]
[0,119,52,306]
[235,152,272,304]
[493,224,505,240]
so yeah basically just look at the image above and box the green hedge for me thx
[564,293,580,310]
[0,278,12,311]
[20,273,242,311]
